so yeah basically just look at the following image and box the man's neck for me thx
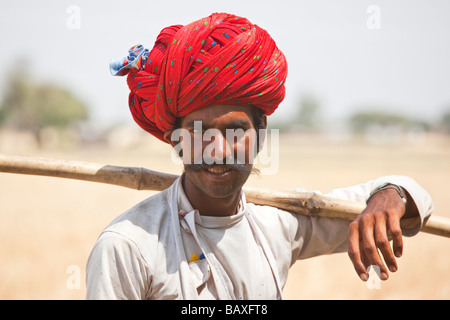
[181,175,242,217]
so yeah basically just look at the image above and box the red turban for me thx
[110,13,287,142]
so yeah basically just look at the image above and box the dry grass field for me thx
[0,130,449,299]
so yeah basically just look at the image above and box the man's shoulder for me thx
[246,202,297,229]
[88,187,178,277]
[102,188,173,242]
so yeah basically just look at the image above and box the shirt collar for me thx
[176,176,247,229]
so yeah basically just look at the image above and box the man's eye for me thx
[191,129,203,135]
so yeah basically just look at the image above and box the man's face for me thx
[169,104,263,200]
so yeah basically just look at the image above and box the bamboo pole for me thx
[0,154,178,191]
[0,153,449,238]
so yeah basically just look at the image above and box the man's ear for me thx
[164,128,186,160]
[255,114,267,154]
[163,129,175,147]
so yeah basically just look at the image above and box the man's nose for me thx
[209,130,232,163]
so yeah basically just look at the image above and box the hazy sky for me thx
[1,0,449,127]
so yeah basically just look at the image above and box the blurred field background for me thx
[1,0,450,299]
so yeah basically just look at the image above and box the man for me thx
[86,13,433,299]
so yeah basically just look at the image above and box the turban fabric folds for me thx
[110,13,287,142]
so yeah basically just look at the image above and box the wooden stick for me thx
[0,153,448,238]
[0,154,178,191]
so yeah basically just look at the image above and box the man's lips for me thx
[206,166,231,174]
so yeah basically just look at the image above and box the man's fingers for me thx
[388,213,404,258]
[348,209,405,282]
[348,221,368,281]
[359,214,390,280]
[375,213,398,273]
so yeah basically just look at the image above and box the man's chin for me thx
[183,168,250,199]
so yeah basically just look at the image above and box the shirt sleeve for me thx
[291,175,434,261]
[85,231,151,300]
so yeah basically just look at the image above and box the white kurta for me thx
[86,175,433,300]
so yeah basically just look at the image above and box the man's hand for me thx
[348,186,419,281]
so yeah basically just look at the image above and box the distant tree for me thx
[296,93,320,130]
[350,111,409,134]
[266,93,322,133]
[0,63,89,145]
[349,110,428,134]
[442,109,450,134]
